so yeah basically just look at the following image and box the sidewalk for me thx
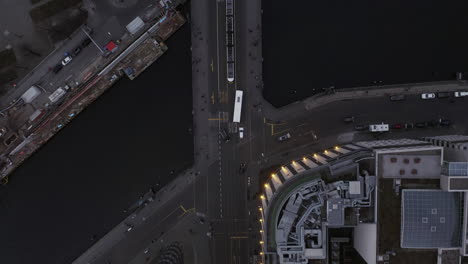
[127,212,211,264]
[303,81,468,111]
[256,81,468,122]
[73,167,198,263]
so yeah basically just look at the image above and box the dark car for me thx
[354,124,368,131]
[439,119,451,126]
[427,120,439,127]
[52,63,63,74]
[437,92,451,98]
[391,123,403,129]
[415,122,427,128]
[72,47,81,56]
[390,94,406,101]
[343,116,354,123]
[405,123,414,129]
[81,38,91,48]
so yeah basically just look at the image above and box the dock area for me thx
[0,11,186,183]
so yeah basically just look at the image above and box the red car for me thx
[392,123,403,129]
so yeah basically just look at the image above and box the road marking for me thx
[211,91,215,104]
[179,206,195,217]
[159,206,184,223]
[216,0,221,93]
[272,127,290,136]
[230,236,248,239]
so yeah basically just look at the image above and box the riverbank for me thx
[0,19,193,264]
[0,10,186,184]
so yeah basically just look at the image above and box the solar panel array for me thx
[447,162,468,176]
[401,190,464,248]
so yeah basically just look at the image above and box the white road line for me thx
[216,1,221,93]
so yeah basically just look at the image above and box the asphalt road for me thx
[195,0,468,263]
[75,0,468,263]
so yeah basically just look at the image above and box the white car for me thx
[421,93,435,99]
[61,55,73,66]
[239,127,244,139]
[277,133,291,141]
[454,91,468,97]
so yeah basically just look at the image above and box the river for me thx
[262,0,468,107]
[0,24,193,264]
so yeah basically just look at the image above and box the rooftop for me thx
[401,189,464,249]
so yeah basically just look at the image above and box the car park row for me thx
[389,91,468,101]
[52,38,91,74]
[353,118,452,132]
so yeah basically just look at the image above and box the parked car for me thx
[72,47,81,56]
[81,38,91,48]
[415,122,427,128]
[391,123,403,129]
[390,95,406,101]
[277,133,291,141]
[0,128,6,137]
[421,93,436,99]
[427,120,439,127]
[454,91,468,97]
[405,123,414,129]
[61,55,73,66]
[354,124,368,131]
[343,116,354,123]
[439,119,451,126]
[52,63,63,74]
[437,92,451,98]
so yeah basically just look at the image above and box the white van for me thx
[454,91,468,97]
[369,123,389,132]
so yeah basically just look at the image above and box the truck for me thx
[369,123,389,132]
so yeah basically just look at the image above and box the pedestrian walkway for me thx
[303,81,468,111]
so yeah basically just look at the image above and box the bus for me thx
[233,90,243,123]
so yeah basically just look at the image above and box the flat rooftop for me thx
[401,190,464,249]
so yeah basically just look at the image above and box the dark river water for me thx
[0,24,193,264]
[262,0,468,107]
